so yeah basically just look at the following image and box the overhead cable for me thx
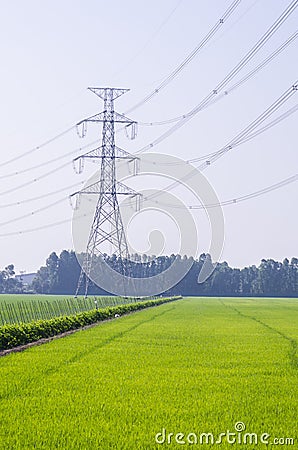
[139,30,298,127]
[0,173,296,237]
[145,81,298,200]
[134,0,298,154]
[0,125,76,168]
[125,0,243,114]
[147,174,298,210]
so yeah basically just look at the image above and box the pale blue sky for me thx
[0,0,297,274]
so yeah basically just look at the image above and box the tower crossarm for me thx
[88,87,129,100]
[77,111,136,125]
[71,180,141,198]
[73,145,139,162]
[115,181,141,198]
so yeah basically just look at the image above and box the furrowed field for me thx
[0,297,297,449]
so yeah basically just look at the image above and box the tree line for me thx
[2,250,295,297]
[0,265,22,294]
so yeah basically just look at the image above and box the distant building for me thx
[15,272,37,287]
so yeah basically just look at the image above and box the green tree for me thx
[0,264,22,294]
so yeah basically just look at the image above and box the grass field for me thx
[0,297,297,449]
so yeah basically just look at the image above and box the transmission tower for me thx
[71,87,140,297]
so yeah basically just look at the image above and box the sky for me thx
[0,0,297,275]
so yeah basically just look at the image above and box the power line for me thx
[188,102,298,164]
[139,30,298,127]
[0,123,128,182]
[1,2,296,182]
[2,95,296,228]
[0,181,84,209]
[145,81,298,201]
[133,0,298,154]
[0,160,71,197]
[2,85,296,229]
[2,87,294,194]
[0,197,68,228]
[0,104,126,177]
[0,125,76,169]
[195,82,298,170]
[140,101,298,167]
[146,173,298,209]
[0,172,296,238]
[0,138,99,180]
[0,217,73,237]
[0,2,179,176]
[2,3,295,181]
[218,102,298,150]
[0,4,296,241]
[125,0,243,114]
[0,139,102,196]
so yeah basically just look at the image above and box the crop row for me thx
[0,296,181,351]
[0,295,149,326]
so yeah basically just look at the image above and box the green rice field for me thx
[0,297,297,449]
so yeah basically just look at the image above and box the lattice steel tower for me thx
[71,87,139,297]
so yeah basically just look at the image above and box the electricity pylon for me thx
[71,87,140,297]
